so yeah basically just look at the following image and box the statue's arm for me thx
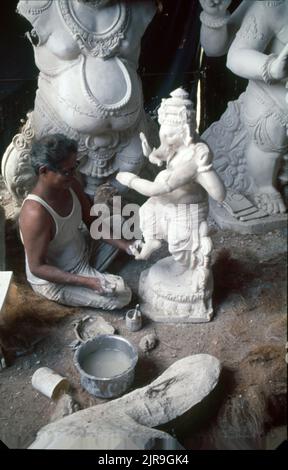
[117,144,226,198]
[128,161,199,196]
[17,1,53,46]
[200,0,250,57]
[226,3,286,82]
[164,143,226,202]
[196,170,226,203]
[116,171,173,197]
[193,143,226,202]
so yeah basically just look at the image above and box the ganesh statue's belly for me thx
[36,54,142,134]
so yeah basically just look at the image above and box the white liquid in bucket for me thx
[81,348,132,378]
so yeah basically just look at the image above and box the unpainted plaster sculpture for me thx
[117,88,226,322]
[200,0,288,233]
[1,113,37,206]
[29,354,221,449]
[0,206,6,270]
[1,0,158,204]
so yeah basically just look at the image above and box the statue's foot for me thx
[254,189,286,215]
[135,239,162,260]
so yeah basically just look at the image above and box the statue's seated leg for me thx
[243,88,288,215]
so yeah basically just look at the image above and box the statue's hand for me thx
[127,240,143,258]
[116,172,137,188]
[139,132,152,158]
[270,43,288,82]
[199,0,231,17]
[149,152,164,167]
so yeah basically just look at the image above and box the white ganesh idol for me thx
[117,88,226,323]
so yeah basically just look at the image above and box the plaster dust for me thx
[0,176,286,449]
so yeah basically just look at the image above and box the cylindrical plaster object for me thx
[32,367,69,400]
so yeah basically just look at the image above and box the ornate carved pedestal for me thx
[139,257,213,323]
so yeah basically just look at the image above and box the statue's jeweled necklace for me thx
[77,1,110,6]
[58,0,131,57]
[263,1,285,7]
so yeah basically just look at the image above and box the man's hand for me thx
[140,132,152,158]
[84,277,104,293]
[200,0,231,17]
[116,172,137,188]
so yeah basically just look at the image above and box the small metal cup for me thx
[126,305,142,332]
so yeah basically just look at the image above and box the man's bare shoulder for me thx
[70,177,92,214]
[19,199,52,234]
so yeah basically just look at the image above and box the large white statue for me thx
[117,88,226,322]
[200,0,288,232]
[1,0,158,202]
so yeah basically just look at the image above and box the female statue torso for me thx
[17,0,157,194]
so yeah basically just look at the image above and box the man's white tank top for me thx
[21,189,86,285]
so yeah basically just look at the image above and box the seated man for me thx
[19,134,133,310]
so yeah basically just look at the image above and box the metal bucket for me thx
[74,335,138,398]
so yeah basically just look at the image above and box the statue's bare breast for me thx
[22,0,156,134]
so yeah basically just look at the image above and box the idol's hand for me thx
[139,132,152,158]
[149,152,164,167]
[127,240,144,257]
[116,171,137,188]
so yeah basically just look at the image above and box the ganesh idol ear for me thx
[182,124,192,147]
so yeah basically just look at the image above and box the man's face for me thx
[42,153,78,189]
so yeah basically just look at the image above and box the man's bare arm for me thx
[19,203,103,292]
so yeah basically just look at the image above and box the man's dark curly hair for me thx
[30,134,78,175]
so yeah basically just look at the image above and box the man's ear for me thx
[39,165,48,175]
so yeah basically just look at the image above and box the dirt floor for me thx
[0,176,287,450]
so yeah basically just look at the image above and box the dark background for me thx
[0,0,245,159]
